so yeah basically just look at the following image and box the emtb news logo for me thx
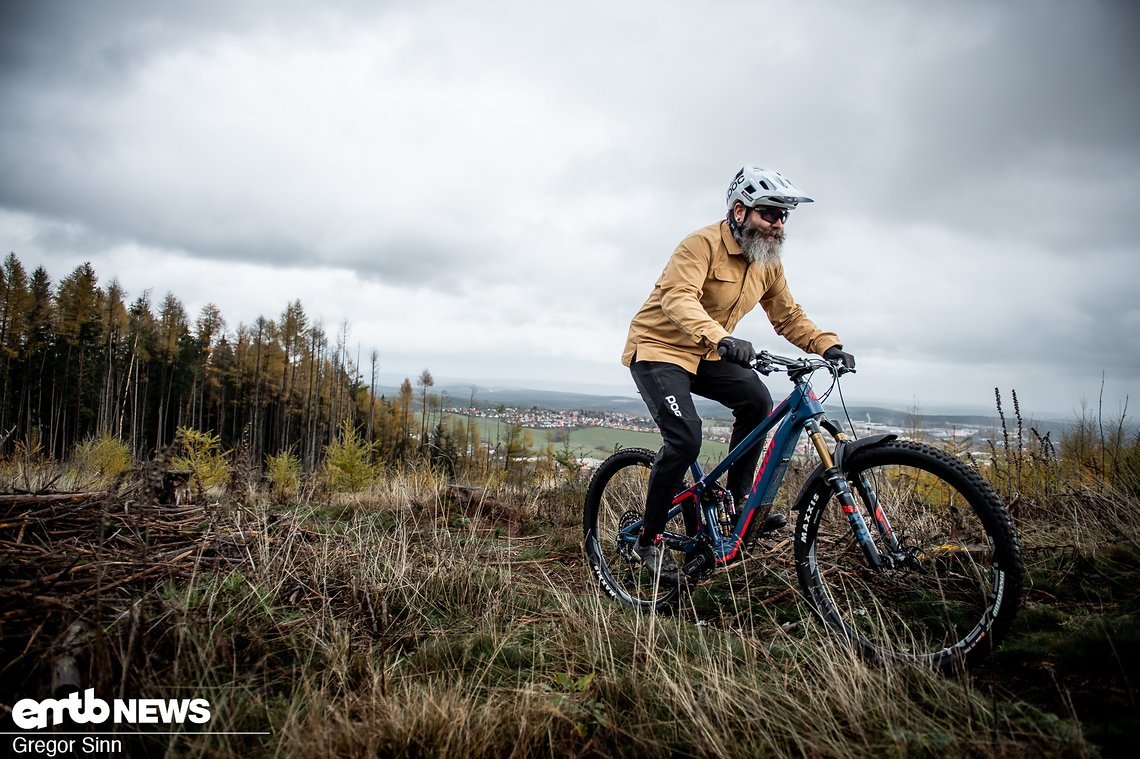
[12,689,211,729]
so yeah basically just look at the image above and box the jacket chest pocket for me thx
[739,270,764,307]
[706,259,752,300]
[712,261,743,283]
[704,262,746,316]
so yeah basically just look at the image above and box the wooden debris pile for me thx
[0,488,252,646]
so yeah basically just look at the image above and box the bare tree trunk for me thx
[252,318,264,461]
[368,350,378,444]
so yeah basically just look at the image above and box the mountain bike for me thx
[582,351,1024,671]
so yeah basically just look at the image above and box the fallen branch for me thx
[0,487,254,652]
[0,491,110,507]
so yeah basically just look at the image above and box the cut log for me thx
[0,491,110,507]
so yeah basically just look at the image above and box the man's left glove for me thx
[717,336,756,367]
[823,346,856,371]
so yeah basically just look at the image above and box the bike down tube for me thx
[712,386,815,563]
[639,395,797,553]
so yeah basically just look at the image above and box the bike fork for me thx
[806,419,885,570]
[853,471,903,554]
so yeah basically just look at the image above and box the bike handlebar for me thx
[753,350,855,377]
[716,345,854,377]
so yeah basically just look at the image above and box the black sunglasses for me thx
[751,206,789,224]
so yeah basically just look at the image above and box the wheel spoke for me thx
[583,449,687,611]
[795,441,1022,670]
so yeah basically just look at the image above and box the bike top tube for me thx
[662,351,852,563]
[620,352,850,547]
[689,351,850,484]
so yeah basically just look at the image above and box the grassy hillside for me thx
[2,420,1137,757]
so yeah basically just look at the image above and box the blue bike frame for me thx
[619,370,886,570]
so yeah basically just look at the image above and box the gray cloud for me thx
[1,0,1137,412]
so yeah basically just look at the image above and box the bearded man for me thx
[620,164,856,580]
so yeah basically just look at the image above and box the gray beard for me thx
[739,231,783,266]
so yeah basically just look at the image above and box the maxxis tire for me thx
[583,447,681,613]
[793,439,1024,671]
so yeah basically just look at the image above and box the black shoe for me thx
[632,540,680,584]
[760,512,787,534]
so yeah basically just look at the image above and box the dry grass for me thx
[3,463,1102,758]
[5,409,1139,756]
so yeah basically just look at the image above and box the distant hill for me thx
[369,382,1076,440]
[371,383,650,415]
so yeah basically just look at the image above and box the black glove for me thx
[717,336,756,367]
[823,346,856,371]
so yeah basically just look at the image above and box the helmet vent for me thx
[758,180,771,190]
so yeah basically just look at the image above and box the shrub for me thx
[0,435,56,491]
[70,433,133,487]
[265,450,302,502]
[1059,403,1140,496]
[323,419,378,493]
[173,427,231,498]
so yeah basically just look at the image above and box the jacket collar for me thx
[720,220,742,255]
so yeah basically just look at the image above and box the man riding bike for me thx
[621,164,855,581]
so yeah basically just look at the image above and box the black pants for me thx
[630,358,773,541]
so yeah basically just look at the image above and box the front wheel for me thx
[583,448,688,613]
[794,440,1023,671]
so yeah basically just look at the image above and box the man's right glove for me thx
[823,345,856,371]
[717,336,756,367]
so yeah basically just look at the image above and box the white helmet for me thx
[726,165,814,211]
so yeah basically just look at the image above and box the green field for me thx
[550,425,730,464]
[443,413,729,464]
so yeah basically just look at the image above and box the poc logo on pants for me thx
[665,395,683,418]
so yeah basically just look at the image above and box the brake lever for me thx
[752,350,775,376]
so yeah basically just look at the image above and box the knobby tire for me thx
[793,439,1024,671]
[582,448,685,613]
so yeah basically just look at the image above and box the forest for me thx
[0,253,527,477]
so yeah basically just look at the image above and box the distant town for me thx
[445,405,659,434]
[444,402,1012,463]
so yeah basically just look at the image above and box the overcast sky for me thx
[2,0,1137,417]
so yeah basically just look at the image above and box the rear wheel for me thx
[583,448,690,612]
[794,440,1023,671]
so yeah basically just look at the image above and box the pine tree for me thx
[156,292,191,446]
[55,263,102,452]
[416,368,434,455]
[0,254,31,441]
[193,303,225,431]
[398,378,413,460]
[96,278,130,437]
[18,267,54,446]
[126,292,158,454]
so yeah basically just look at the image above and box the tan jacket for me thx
[621,220,841,373]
